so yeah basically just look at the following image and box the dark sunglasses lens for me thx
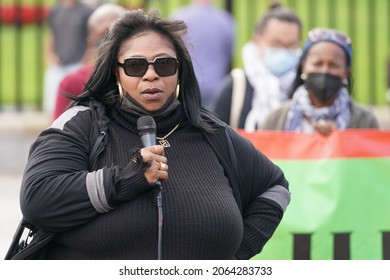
[124,58,148,77]
[154,58,178,76]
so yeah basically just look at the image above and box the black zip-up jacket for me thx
[19,100,290,259]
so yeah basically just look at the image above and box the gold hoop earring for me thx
[175,84,180,99]
[117,83,124,102]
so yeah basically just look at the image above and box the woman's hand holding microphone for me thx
[140,145,168,185]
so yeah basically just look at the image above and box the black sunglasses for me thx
[117,57,179,77]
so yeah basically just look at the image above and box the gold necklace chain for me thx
[156,123,180,147]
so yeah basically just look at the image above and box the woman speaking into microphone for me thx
[18,9,290,260]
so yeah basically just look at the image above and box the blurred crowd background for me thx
[1,0,390,258]
[1,0,390,110]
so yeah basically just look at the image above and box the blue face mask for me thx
[263,48,301,77]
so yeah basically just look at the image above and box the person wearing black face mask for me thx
[262,27,379,135]
[303,72,345,102]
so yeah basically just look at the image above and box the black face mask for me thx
[304,73,344,102]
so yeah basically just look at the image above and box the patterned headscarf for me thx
[285,85,351,131]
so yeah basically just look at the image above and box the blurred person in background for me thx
[53,3,126,120]
[213,3,302,131]
[262,27,379,135]
[171,0,235,109]
[43,0,93,114]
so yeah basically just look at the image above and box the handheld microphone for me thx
[137,116,157,147]
[137,116,161,188]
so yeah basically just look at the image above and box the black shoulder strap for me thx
[88,100,109,167]
[4,219,25,259]
[5,217,55,260]
[202,126,242,212]
[224,128,242,208]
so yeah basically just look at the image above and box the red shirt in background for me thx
[53,64,94,120]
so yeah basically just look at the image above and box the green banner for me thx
[237,131,390,260]
[253,158,390,260]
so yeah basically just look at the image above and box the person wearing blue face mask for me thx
[262,27,379,135]
[213,3,302,132]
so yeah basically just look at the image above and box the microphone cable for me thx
[155,181,163,260]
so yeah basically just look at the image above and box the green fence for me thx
[0,0,389,109]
